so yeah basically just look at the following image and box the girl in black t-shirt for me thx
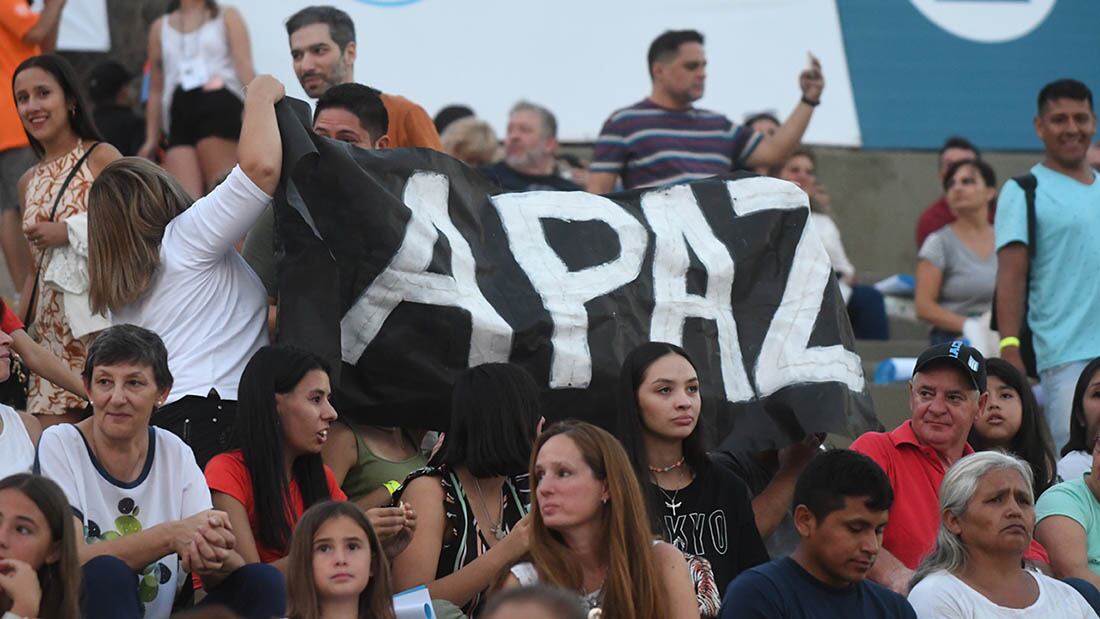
[617,342,769,599]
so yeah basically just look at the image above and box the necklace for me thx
[471,475,507,540]
[657,484,683,516]
[648,455,685,474]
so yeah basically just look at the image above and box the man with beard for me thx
[285,5,441,150]
[481,101,580,192]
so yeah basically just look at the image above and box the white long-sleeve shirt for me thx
[110,166,271,403]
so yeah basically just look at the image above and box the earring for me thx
[601,497,608,504]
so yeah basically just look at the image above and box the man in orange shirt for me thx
[0,0,64,292]
[284,5,442,151]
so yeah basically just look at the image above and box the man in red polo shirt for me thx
[851,341,1049,594]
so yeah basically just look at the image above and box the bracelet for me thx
[801,96,820,107]
[383,480,402,495]
[999,336,1021,351]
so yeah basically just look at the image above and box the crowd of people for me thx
[0,1,1098,618]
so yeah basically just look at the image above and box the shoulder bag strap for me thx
[23,142,102,325]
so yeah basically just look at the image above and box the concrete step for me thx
[888,315,928,341]
[855,339,930,364]
[869,383,910,431]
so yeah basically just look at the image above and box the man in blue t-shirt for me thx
[719,450,916,618]
[995,79,1100,454]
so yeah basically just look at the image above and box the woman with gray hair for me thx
[907,451,1096,617]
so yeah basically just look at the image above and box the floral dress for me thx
[396,464,530,616]
[21,141,96,415]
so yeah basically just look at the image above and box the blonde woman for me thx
[87,74,283,468]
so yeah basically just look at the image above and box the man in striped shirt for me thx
[587,30,824,192]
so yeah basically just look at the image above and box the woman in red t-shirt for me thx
[205,345,346,573]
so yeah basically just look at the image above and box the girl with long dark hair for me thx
[968,358,1056,496]
[12,53,120,425]
[391,363,540,616]
[286,501,395,619]
[617,342,767,597]
[205,345,345,573]
[1057,358,1100,482]
[0,473,80,619]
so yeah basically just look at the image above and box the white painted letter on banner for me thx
[492,191,647,388]
[642,184,754,402]
[340,171,513,366]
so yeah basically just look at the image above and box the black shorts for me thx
[167,86,243,148]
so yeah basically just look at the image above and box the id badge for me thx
[178,57,208,91]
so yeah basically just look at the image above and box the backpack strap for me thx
[1012,173,1038,259]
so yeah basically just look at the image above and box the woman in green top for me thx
[324,423,427,509]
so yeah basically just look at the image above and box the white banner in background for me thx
[231,0,863,145]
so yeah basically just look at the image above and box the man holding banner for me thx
[587,29,823,192]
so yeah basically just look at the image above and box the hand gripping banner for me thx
[272,99,879,451]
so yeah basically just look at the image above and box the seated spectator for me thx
[392,363,540,616]
[617,341,765,601]
[719,450,916,619]
[286,500,395,619]
[322,421,425,511]
[481,584,587,619]
[850,341,1048,594]
[502,420,700,619]
[916,159,998,344]
[433,104,474,136]
[968,358,1056,496]
[909,452,1096,618]
[0,329,41,479]
[777,149,888,340]
[87,75,285,469]
[35,324,285,619]
[86,60,144,156]
[205,346,350,574]
[1057,358,1100,481]
[441,116,499,167]
[242,80,391,299]
[0,473,80,619]
[1036,431,1100,590]
[480,101,580,192]
[711,439,819,558]
[915,137,992,248]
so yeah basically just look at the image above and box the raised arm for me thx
[237,75,284,195]
[743,58,824,170]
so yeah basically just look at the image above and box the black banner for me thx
[272,99,879,451]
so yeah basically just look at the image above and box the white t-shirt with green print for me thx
[37,424,212,619]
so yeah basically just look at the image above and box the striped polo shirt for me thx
[590,99,762,190]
